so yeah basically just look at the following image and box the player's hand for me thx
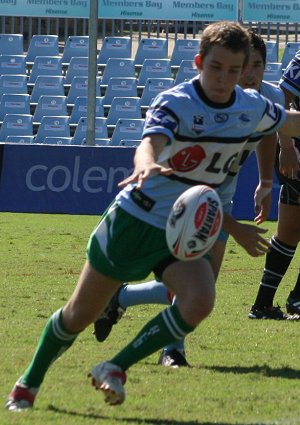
[232,222,270,257]
[254,183,272,225]
[279,146,300,179]
[118,164,173,189]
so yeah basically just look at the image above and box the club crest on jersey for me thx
[214,113,228,123]
[237,113,251,127]
[192,115,204,133]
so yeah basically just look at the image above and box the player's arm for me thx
[222,212,270,257]
[118,134,173,189]
[254,133,277,224]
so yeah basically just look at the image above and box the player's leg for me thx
[249,182,300,319]
[94,280,172,342]
[6,261,122,411]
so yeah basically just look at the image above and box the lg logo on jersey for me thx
[168,146,239,174]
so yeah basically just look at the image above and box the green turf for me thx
[1,212,299,425]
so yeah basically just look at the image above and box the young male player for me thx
[93,31,287,367]
[6,22,300,410]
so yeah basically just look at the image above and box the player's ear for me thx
[194,54,203,70]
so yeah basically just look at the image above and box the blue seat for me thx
[102,77,138,106]
[174,60,198,84]
[0,74,28,96]
[0,93,31,121]
[0,34,24,55]
[26,35,59,64]
[0,54,27,75]
[110,118,145,146]
[82,138,111,147]
[66,76,101,105]
[170,39,199,67]
[35,116,70,143]
[28,56,63,84]
[137,59,172,86]
[119,139,141,147]
[281,42,300,69]
[100,58,136,85]
[265,40,279,63]
[65,56,88,85]
[5,135,35,144]
[69,96,104,124]
[134,38,168,66]
[0,114,33,141]
[43,136,73,145]
[97,36,132,65]
[140,78,175,107]
[33,95,68,123]
[263,62,283,83]
[30,75,65,104]
[62,36,89,64]
[72,117,108,145]
[106,97,141,126]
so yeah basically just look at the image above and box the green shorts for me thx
[87,202,175,282]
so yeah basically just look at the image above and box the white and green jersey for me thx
[116,76,286,229]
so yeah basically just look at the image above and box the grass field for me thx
[1,212,300,425]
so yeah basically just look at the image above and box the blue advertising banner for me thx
[242,0,300,23]
[0,144,279,220]
[0,144,134,215]
[0,0,238,21]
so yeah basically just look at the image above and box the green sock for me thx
[111,305,194,370]
[22,308,79,388]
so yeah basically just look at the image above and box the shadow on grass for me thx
[47,405,273,425]
[204,364,300,379]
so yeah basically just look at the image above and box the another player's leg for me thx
[94,280,172,342]
[6,261,121,411]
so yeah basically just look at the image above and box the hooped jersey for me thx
[116,77,286,229]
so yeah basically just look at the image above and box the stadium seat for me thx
[0,54,27,75]
[106,96,142,126]
[119,139,141,147]
[101,77,138,106]
[26,35,59,64]
[265,40,279,63]
[137,59,172,86]
[110,118,145,146]
[32,95,68,123]
[0,34,24,55]
[64,56,88,85]
[0,93,31,122]
[170,38,199,67]
[35,115,70,143]
[28,55,63,84]
[5,135,35,144]
[263,62,283,83]
[66,76,101,105]
[72,116,108,145]
[97,36,132,65]
[62,36,89,64]
[281,42,300,69]
[140,78,175,107]
[0,113,33,141]
[30,75,65,104]
[100,58,136,85]
[81,138,111,147]
[69,96,104,125]
[0,74,28,96]
[43,136,73,145]
[174,60,198,84]
[134,38,168,66]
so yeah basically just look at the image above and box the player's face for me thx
[238,49,265,90]
[196,45,246,103]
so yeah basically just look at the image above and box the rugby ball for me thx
[166,185,223,261]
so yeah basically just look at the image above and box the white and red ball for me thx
[166,185,223,261]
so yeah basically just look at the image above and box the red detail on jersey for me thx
[168,146,206,172]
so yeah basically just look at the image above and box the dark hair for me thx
[248,30,267,65]
[200,21,251,66]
